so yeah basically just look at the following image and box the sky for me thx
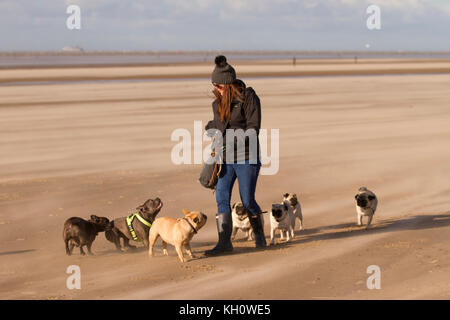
[1,0,449,51]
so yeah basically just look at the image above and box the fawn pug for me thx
[355,187,378,229]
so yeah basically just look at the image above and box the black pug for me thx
[105,197,163,251]
[63,215,111,256]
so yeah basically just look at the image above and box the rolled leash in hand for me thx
[199,129,224,190]
[198,147,222,190]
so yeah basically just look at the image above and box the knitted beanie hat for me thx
[211,55,236,85]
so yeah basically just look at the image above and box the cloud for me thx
[0,0,449,51]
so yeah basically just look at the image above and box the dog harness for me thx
[126,213,152,242]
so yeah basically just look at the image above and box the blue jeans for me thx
[216,160,262,215]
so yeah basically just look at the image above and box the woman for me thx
[204,55,266,256]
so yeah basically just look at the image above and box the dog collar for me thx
[237,214,248,221]
[183,217,197,234]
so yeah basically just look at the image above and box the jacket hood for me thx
[232,79,255,104]
[234,78,246,90]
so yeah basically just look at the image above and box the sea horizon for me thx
[2,50,450,69]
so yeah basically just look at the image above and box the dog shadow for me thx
[190,237,295,261]
[0,249,36,256]
[95,246,149,256]
[192,212,450,260]
[289,212,450,247]
[94,213,450,260]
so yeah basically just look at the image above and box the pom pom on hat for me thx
[211,55,236,85]
[215,55,228,67]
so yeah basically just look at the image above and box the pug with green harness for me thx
[105,197,163,251]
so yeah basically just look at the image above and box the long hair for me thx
[213,80,245,122]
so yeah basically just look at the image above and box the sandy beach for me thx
[0,59,449,299]
[2,58,450,84]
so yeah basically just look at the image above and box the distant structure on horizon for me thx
[61,46,84,52]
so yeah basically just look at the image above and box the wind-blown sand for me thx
[2,58,450,84]
[0,60,449,299]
